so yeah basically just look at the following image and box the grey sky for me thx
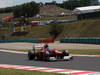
[0,0,66,8]
[0,0,99,8]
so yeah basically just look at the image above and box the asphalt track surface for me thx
[0,52,100,72]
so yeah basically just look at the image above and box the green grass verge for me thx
[19,49,100,55]
[1,18,100,40]
[1,12,100,40]
[1,48,100,55]
[0,68,65,75]
[59,18,100,38]
[0,13,13,18]
[20,49,99,55]
[69,49,100,55]
[30,16,76,21]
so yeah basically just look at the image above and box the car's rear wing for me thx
[33,44,44,50]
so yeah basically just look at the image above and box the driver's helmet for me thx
[44,43,49,48]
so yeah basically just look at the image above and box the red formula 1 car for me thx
[28,46,73,61]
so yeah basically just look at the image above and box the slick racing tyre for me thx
[28,51,35,60]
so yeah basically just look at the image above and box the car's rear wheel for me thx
[28,51,35,60]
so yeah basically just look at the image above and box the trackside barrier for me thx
[60,38,100,44]
[0,38,54,43]
[0,39,38,43]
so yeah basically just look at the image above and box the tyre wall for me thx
[0,38,54,43]
[60,38,100,44]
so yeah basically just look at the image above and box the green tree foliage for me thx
[58,0,99,10]
[49,22,64,39]
[13,6,23,18]
[13,1,40,18]
[0,7,13,13]
[79,0,91,6]
[63,0,81,10]
[45,1,57,5]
